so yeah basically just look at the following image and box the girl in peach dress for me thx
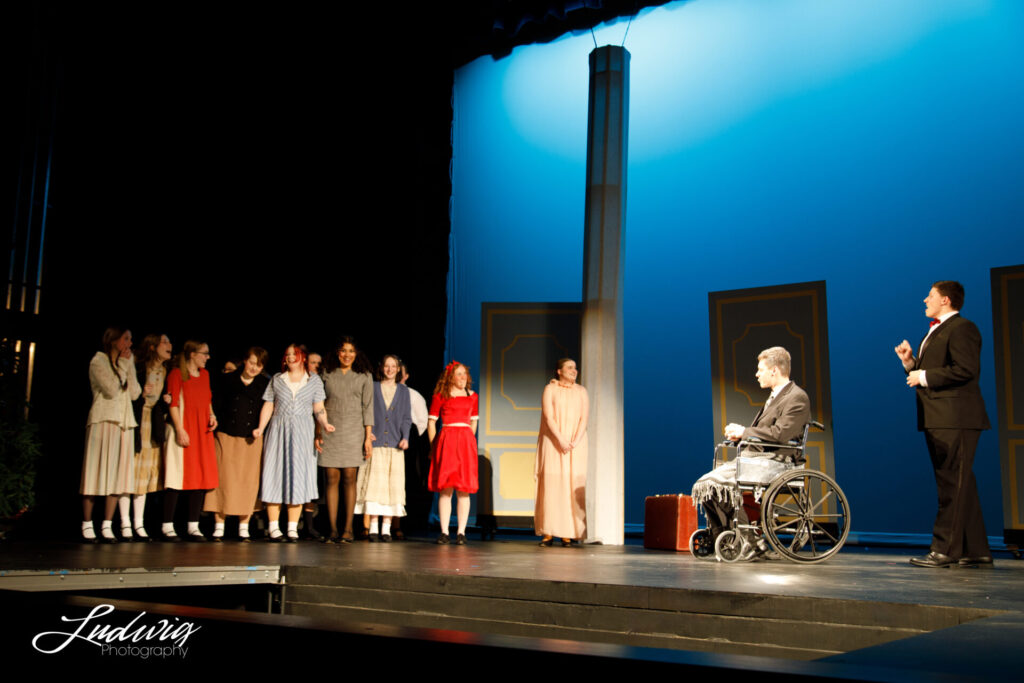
[534,358,589,547]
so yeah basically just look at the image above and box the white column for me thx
[582,46,629,545]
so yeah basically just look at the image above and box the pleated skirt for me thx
[354,447,406,517]
[81,422,135,496]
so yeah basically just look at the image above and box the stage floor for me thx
[4,538,1024,677]
[2,537,1022,609]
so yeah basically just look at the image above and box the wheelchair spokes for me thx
[762,470,850,564]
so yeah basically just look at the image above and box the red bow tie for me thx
[929,318,941,328]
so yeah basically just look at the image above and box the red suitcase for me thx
[643,493,700,551]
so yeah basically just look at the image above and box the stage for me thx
[2,537,1022,677]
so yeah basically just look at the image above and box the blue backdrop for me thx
[448,0,1024,536]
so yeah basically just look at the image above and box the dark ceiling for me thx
[443,1,672,66]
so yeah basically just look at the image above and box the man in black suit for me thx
[895,280,992,568]
[692,346,811,540]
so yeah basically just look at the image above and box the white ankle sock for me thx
[82,521,96,540]
[213,522,225,538]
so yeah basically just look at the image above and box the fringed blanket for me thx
[691,455,794,514]
[691,461,742,511]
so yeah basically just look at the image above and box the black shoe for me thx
[368,533,380,543]
[133,527,152,543]
[187,532,207,542]
[211,535,224,543]
[958,556,994,567]
[381,534,392,543]
[162,531,182,543]
[436,533,450,545]
[561,538,573,547]
[286,533,299,543]
[268,532,285,543]
[455,533,467,545]
[239,536,252,543]
[910,551,955,568]
[539,537,553,547]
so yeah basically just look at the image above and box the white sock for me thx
[187,521,201,536]
[287,521,299,538]
[82,521,96,540]
[381,520,391,536]
[239,524,250,539]
[162,522,177,537]
[118,496,131,527]
[213,522,225,538]
[269,525,283,539]
[133,494,147,530]
[100,520,116,539]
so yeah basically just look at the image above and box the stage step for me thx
[283,566,997,660]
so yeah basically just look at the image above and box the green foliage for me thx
[0,339,41,519]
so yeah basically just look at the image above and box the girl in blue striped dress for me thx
[254,345,335,542]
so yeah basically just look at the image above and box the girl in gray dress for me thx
[318,337,374,542]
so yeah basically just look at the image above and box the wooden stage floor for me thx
[3,537,1021,609]
[3,537,1023,678]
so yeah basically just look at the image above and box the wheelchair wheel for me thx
[762,469,850,564]
[689,528,716,561]
[715,530,747,563]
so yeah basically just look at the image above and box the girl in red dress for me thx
[163,340,218,541]
[427,361,479,545]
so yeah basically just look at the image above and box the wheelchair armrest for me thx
[737,437,802,450]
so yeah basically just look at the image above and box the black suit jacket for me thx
[912,314,990,431]
[743,381,812,456]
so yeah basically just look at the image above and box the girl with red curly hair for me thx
[427,361,479,545]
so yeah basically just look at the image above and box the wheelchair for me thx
[689,421,850,564]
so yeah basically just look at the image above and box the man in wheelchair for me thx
[692,347,811,553]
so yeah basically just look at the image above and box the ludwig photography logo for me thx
[32,604,202,659]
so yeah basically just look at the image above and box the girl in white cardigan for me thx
[80,327,141,542]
